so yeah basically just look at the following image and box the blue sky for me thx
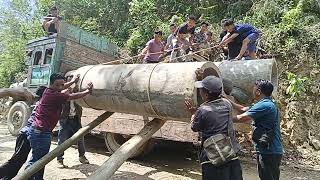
[0,0,10,9]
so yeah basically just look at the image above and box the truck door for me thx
[29,44,54,87]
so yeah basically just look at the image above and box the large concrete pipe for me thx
[74,59,277,121]
[214,59,278,104]
[75,62,221,122]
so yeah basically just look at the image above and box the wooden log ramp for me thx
[88,118,166,180]
[13,112,166,180]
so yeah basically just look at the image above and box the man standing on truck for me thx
[25,73,93,180]
[0,86,46,180]
[57,75,89,167]
[140,30,165,63]
[230,79,283,180]
[42,6,62,35]
[219,19,261,60]
[170,15,197,62]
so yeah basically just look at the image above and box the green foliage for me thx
[0,0,44,87]
[286,72,309,100]
[0,0,319,94]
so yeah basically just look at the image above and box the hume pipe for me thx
[74,59,277,121]
[74,62,221,122]
[214,59,278,103]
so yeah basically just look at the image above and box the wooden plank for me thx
[60,40,116,72]
[79,30,102,51]
[58,22,118,57]
[81,108,199,143]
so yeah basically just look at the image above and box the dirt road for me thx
[0,123,320,180]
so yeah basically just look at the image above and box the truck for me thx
[6,21,278,157]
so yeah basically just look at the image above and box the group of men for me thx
[186,72,283,180]
[140,15,261,63]
[0,8,282,180]
[0,74,93,180]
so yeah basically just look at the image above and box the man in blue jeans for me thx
[0,86,46,180]
[219,19,261,60]
[57,75,88,166]
[26,73,93,180]
[230,79,284,180]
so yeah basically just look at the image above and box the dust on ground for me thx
[1,123,320,180]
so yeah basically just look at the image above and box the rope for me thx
[102,44,220,65]
[78,43,219,119]
[144,45,220,119]
[78,65,98,109]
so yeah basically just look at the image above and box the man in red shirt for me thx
[26,73,93,180]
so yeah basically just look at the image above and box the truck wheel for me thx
[7,101,31,136]
[104,132,154,158]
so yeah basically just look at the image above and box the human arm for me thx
[234,102,271,124]
[233,112,253,124]
[185,99,203,132]
[68,82,93,101]
[63,74,80,89]
[219,33,239,47]
[139,46,148,60]
[42,17,59,32]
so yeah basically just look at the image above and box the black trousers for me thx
[257,154,282,180]
[0,133,31,180]
[201,159,243,180]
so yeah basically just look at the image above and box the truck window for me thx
[44,48,53,64]
[34,51,42,65]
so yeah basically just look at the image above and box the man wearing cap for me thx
[185,76,243,180]
[0,86,46,180]
[140,30,165,63]
[230,79,283,180]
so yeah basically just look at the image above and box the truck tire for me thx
[7,101,31,136]
[104,132,154,158]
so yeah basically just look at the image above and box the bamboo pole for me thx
[13,111,114,180]
[88,118,166,180]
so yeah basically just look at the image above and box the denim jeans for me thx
[0,133,31,180]
[26,128,52,180]
[57,117,85,161]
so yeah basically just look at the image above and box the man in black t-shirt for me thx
[42,6,62,35]
[170,15,197,62]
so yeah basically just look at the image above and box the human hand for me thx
[72,74,80,83]
[86,82,93,93]
[52,17,59,23]
[235,55,242,61]
[195,68,204,80]
[185,98,197,114]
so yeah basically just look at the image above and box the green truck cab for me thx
[7,22,118,135]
